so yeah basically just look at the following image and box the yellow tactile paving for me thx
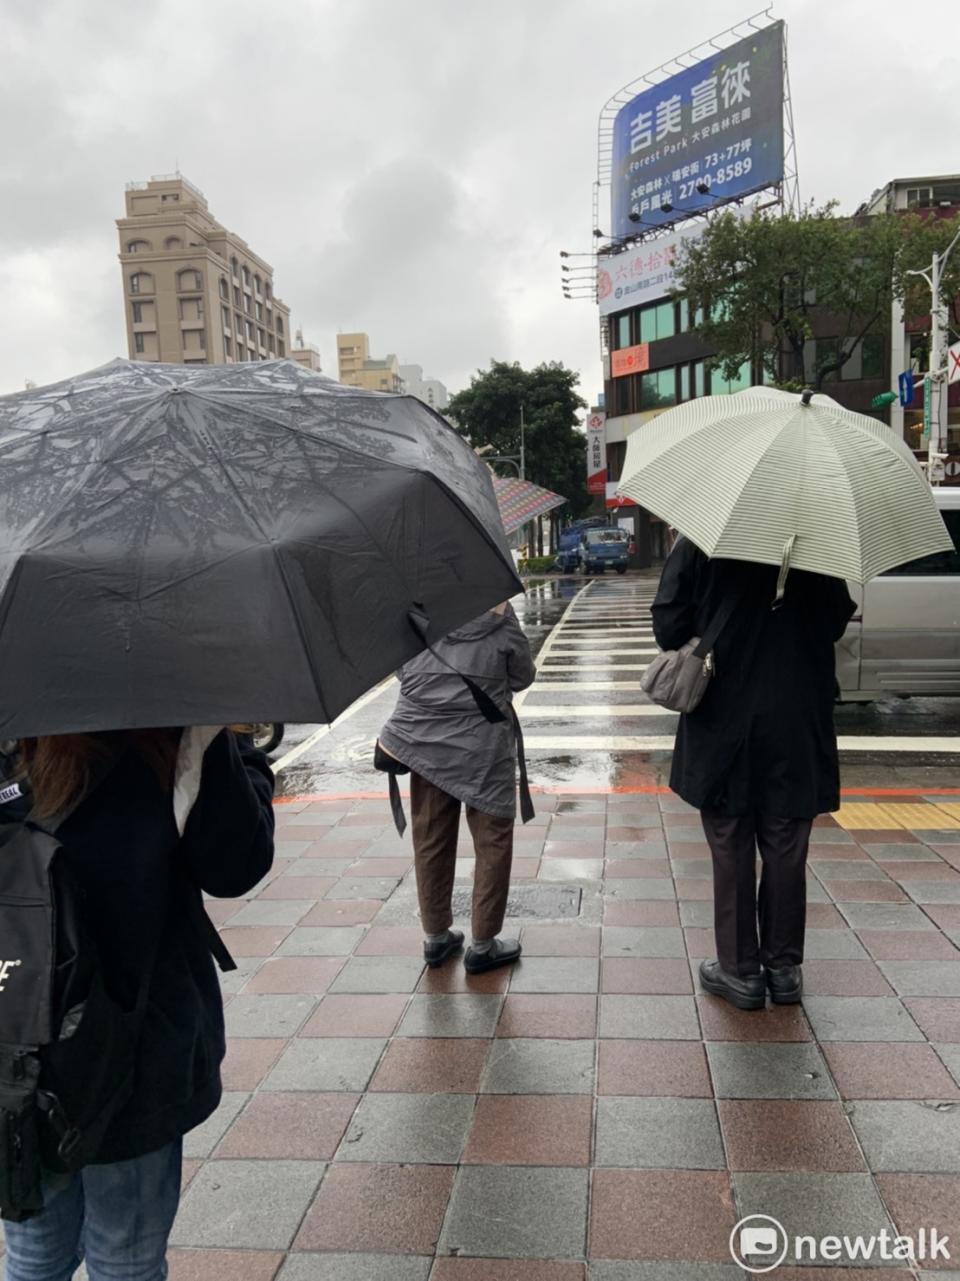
[834,802,960,831]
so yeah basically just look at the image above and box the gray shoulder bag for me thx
[641,590,741,714]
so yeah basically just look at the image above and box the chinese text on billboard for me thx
[610,23,784,240]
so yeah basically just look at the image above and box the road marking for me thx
[541,662,652,671]
[523,733,960,754]
[527,680,647,690]
[513,579,597,712]
[273,676,397,772]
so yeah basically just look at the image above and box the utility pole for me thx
[519,404,526,481]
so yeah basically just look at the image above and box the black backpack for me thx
[0,775,235,1222]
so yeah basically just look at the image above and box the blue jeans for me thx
[3,1139,182,1281]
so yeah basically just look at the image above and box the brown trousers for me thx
[410,773,514,940]
[700,810,813,978]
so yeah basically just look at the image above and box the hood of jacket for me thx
[445,609,508,645]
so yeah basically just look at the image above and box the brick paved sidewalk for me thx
[6,790,960,1279]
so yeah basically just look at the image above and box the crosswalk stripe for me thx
[523,734,960,753]
[521,705,674,717]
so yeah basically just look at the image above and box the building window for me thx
[160,192,180,203]
[906,186,934,209]
[164,236,182,251]
[640,367,677,409]
[179,297,203,322]
[222,305,231,331]
[276,317,284,337]
[233,286,242,308]
[861,334,884,380]
[246,321,254,341]
[694,361,706,398]
[177,269,202,292]
[265,282,272,300]
[132,302,143,324]
[255,301,263,321]
[254,274,262,296]
[244,294,253,315]
[126,239,152,254]
[219,277,229,300]
[231,255,239,278]
[129,272,153,295]
[638,300,676,344]
[181,329,205,352]
[614,314,631,350]
[678,364,691,401]
[134,332,145,353]
[278,339,285,357]
[242,266,251,288]
[258,327,266,348]
[712,359,752,394]
[235,311,244,335]
[224,338,233,359]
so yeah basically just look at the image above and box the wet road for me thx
[274,573,960,799]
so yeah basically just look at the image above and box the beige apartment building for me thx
[116,174,290,366]
[336,332,403,392]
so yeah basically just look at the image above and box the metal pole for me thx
[930,249,946,459]
[519,405,526,481]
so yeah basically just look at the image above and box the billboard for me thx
[597,221,707,317]
[610,22,784,240]
[611,344,650,378]
[586,411,606,495]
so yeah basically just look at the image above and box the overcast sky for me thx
[2,0,955,403]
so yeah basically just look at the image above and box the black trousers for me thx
[700,810,813,977]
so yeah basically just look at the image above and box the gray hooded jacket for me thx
[379,605,535,818]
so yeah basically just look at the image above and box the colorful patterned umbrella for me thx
[492,475,567,534]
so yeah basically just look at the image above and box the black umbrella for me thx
[0,359,521,737]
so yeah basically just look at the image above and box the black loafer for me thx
[766,965,803,1004]
[464,938,522,974]
[424,930,464,968]
[698,959,765,1010]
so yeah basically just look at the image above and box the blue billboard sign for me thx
[610,23,785,240]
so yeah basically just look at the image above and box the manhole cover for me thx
[450,884,582,919]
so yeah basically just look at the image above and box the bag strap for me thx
[510,707,535,824]
[692,586,743,659]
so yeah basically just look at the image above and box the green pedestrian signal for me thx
[871,391,897,409]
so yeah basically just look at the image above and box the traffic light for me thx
[871,391,897,409]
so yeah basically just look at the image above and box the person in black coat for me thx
[652,537,855,1009]
[2,728,274,1281]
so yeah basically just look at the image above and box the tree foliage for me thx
[447,360,591,518]
[675,203,960,389]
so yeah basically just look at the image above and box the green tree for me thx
[675,203,960,390]
[447,360,591,524]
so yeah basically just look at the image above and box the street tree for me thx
[447,361,592,541]
[675,203,960,389]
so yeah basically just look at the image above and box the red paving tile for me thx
[463,1095,593,1166]
[606,827,667,843]
[218,926,292,957]
[512,858,543,879]
[808,843,872,861]
[214,1092,359,1159]
[697,996,813,1042]
[430,1263,585,1281]
[674,878,714,900]
[601,958,693,995]
[923,904,960,930]
[876,1173,960,1253]
[370,1038,490,1092]
[718,1100,866,1171]
[684,927,716,958]
[597,1040,712,1096]
[418,964,511,994]
[244,956,345,995]
[857,929,960,960]
[294,1163,455,1253]
[300,838,370,858]
[496,995,598,1039]
[823,1042,960,1099]
[589,1169,736,1260]
[289,829,368,846]
[519,926,601,956]
[667,841,712,858]
[802,960,894,996]
[604,900,680,926]
[167,1250,283,1280]
[256,876,337,900]
[851,829,920,843]
[345,858,412,877]
[543,841,605,858]
[300,993,409,1037]
[299,899,383,926]
[220,1039,286,1091]
[203,899,244,925]
[881,861,960,882]
[904,998,960,1042]
[805,904,848,927]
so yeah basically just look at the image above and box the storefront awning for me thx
[492,475,567,534]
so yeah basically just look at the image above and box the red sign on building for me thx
[611,343,650,378]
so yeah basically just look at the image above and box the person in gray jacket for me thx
[377,602,536,973]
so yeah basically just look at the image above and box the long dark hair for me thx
[19,729,181,818]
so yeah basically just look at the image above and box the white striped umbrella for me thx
[616,386,953,586]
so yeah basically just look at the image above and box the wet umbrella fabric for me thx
[0,359,521,737]
[616,386,952,585]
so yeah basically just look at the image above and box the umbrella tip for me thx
[800,388,815,406]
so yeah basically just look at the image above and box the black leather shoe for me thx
[766,965,803,1004]
[423,930,464,968]
[698,960,766,1010]
[464,937,522,974]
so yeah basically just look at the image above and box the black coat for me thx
[55,730,275,1162]
[651,539,856,819]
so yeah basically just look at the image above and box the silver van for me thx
[837,488,960,700]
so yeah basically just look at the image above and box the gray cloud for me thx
[0,0,954,399]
